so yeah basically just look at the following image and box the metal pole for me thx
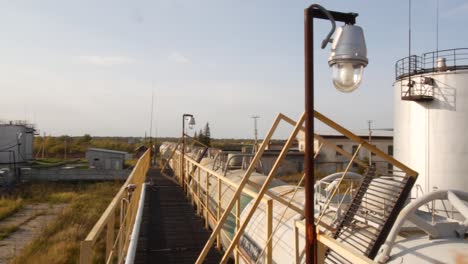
[304,6,357,263]
[304,8,317,264]
[251,115,260,151]
[368,120,372,166]
[182,116,186,193]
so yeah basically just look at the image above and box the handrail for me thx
[163,111,416,264]
[80,149,150,264]
[395,48,468,80]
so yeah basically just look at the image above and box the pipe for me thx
[125,183,147,264]
[375,189,468,263]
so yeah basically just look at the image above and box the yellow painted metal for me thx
[162,111,417,264]
[220,112,306,263]
[79,149,150,264]
[265,199,273,264]
[194,113,284,264]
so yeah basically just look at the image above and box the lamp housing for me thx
[328,24,368,92]
[188,116,196,129]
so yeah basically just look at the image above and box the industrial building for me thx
[0,121,35,164]
[297,132,393,175]
[86,148,130,170]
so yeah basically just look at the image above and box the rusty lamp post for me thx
[181,113,196,193]
[304,4,367,263]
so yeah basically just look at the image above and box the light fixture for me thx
[188,116,196,129]
[328,24,368,92]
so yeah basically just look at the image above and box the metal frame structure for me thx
[163,110,417,264]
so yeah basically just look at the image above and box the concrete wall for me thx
[21,168,129,181]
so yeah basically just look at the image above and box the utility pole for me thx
[251,115,260,152]
[368,120,373,166]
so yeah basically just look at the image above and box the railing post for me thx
[235,197,240,264]
[80,240,93,264]
[197,169,201,216]
[106,213,115,261]
[265,199,273,264]
[205,172,209,229]
[295,222,300,264]
[217,177,222,250]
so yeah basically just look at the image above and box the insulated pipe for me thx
[447,191,468,224]
[375,189,468,263]
[125,183,147,264]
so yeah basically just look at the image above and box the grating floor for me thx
[134,168,222,264]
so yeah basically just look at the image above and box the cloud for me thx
[168,51,190,64]
[75,56,134,66]
[442,2,468,18]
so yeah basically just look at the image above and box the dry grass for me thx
[10,182,121,264]
[0,198,23,221]
[0,211,45,240]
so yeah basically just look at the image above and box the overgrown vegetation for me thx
[33,134,142,159]
[1,182,121,264]
[0,211,45,240]
[0,198,24,221]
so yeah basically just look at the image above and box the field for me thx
[0,182,121,264]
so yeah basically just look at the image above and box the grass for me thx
[0,211,45,240]
[11,182,121,264]
[0,198,24,221]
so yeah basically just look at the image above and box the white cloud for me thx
[168,51,190,64]
[442,2,468,18]
[75,55,134,66]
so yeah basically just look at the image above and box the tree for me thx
[200,122,211,146]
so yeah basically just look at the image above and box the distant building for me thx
[86,148,129,170]
[0,121,35,164]
[297,132,393,175]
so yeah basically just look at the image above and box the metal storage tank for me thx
[393,48,468,197]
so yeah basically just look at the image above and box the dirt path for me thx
[0,204,66,263]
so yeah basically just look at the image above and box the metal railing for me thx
[80,150,150,264]
[162,111,418,264]
[395,48,468,80]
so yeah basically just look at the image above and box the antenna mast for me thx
[251,115,260,151]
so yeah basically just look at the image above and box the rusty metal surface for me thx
[134,168,222,264]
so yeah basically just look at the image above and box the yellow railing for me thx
[165,111,416,264]
[80,149,150,264]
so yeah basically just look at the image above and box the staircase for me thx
[324,167,416,263]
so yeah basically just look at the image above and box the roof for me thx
[297,130,393,140]
[87,148,128,155]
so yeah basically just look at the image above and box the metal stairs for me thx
[324,167,416,263]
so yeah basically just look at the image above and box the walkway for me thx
[134,168,222,264]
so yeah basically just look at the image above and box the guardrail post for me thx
[205,173,209,229]
[106,213,115,261]
[216,177,222,250]
[295,222,300,264]
[265,199,273,264]
[197,169,201,215]
[80,240,92,264]
[235,197,240,264]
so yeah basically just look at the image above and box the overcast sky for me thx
[1,0,467,138]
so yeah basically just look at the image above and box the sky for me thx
[1,0,467,139]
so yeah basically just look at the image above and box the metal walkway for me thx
[134,168,222,264]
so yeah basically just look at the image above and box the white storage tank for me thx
[393,48,468,196]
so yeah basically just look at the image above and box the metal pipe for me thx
[304,5,358,263]
[182,113,194,193]
[125,183,147,264]
[304,6,316,264]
